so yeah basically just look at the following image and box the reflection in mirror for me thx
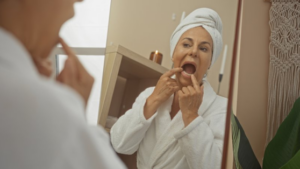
[100,0,238,168]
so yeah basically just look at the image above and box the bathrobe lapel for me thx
[198,80,217,116]
[149,80,217,167]
[149,95,184,167]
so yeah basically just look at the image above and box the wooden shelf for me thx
[106,45,167,79]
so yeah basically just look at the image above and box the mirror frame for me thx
[221,0,243,168]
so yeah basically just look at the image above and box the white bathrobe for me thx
[0,28,125,169]
[111,81,227,169]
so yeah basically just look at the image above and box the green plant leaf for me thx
[231,112,261,169]
[263,98,300,169]
[280,150,300,169]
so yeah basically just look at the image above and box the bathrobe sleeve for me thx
[111,87,157,155]
[174,96,227,169]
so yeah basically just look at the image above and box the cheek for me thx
[172,54,183,67]
[57,0,76,15]
[195,56,210,78]
[200,54,212,68]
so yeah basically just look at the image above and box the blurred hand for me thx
[144,67,182,119]
[56,38,94,107]
[178,74,204,127]
[33,58,53,77]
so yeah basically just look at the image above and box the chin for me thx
[176,74,192,87]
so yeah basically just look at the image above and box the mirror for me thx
[101,0,239,169]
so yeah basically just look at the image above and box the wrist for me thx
[143,95,160,120]
[182,112,199,127]
[147,94,160,108]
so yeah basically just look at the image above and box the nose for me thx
[188,45,198,58]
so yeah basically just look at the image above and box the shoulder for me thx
[0,73,113,166]
[215,95,228,109]
[202,95,227,120]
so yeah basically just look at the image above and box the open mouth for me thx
[181,62,196,75]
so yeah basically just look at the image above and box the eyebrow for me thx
[183,37,212,46]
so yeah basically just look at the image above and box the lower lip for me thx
[181,71,193,79]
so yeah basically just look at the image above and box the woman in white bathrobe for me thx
[111,8,227,169]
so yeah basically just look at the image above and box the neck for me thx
[0,1,59,60]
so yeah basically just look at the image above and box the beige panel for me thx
[138,79,158,92]
[98,53,123,127]
[235,0,270,165]
[108,76,127,118]
[119,79,141,117]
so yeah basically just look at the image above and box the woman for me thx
[111,8,227,169]
[0,0,125,168]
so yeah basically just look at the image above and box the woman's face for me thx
[33,0,81,26]
[22,0,82,59]
[172,26,213,88]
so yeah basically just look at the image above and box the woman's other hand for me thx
[178,74,204,127]
[33,58,53,77]
[56,38,94,108]
[144,68,183,119]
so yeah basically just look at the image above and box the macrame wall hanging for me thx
[267,0,300,143]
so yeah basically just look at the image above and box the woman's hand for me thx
[33,58,53,77]
[144,68,183,119]
[56,38,94,108]
[178,75,204,127]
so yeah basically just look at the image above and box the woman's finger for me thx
[168,81,179,87]
[56,58,76,86]
[178,90,183,97]
[168,78,178,84]
[182,87,189,95]
[173,86,180,92]
[191,75,200,91]
[162,67,183,78]
[59,38,90,78]
[34,58,53,77]
[59,38,76,57]
[187,86,196,95]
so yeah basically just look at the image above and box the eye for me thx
[199,47,208,52]
[183,43,191,48]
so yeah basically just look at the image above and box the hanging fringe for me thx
[271,0,299,2]
[266,1,300,144]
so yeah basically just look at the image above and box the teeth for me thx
[183,71,192,76]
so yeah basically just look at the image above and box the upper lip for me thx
[181,61,197,72]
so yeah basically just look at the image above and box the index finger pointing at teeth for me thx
[59,38,75,57]
[163,67,183,77]
[191,74,200,90]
